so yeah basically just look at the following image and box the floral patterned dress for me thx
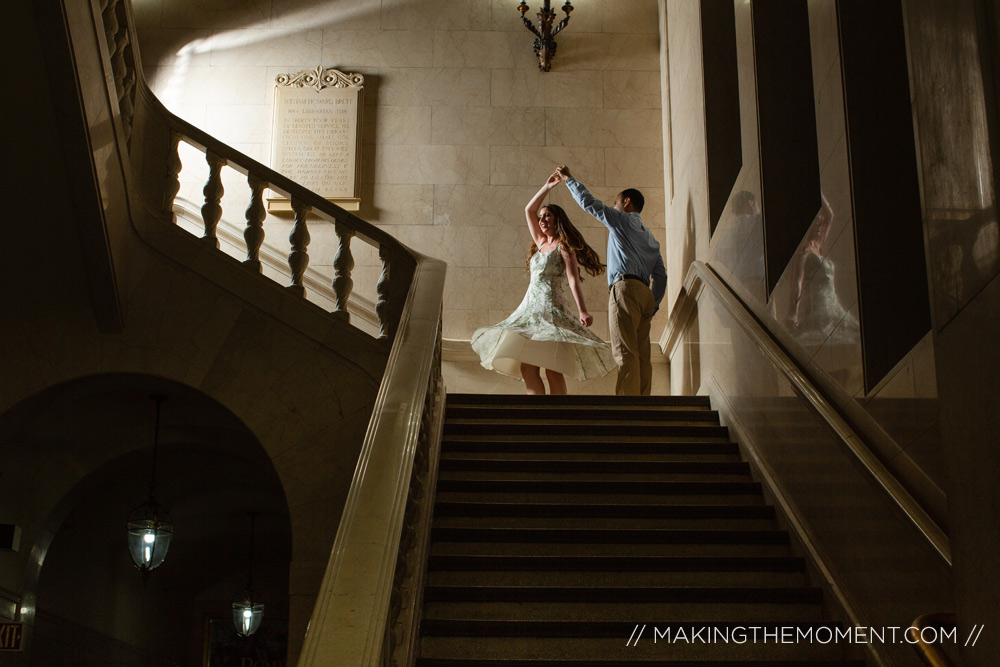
[471,244,615,381]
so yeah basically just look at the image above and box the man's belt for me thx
[610,274,649,291]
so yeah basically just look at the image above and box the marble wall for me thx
[134,0,667,366]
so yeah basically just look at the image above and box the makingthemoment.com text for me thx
[626,625,969,646]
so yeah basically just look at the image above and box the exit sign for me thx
[0,623,23,651]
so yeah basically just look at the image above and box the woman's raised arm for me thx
[524,172,561,245]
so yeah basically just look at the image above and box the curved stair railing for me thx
[96,1,448,664]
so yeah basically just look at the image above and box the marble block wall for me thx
[134,0,667,373]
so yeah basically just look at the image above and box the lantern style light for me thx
[232,513,264,636]
[127,395,173,578]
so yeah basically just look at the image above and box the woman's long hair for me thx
[526,204,605,279]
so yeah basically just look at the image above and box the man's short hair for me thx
[621,188,645,212]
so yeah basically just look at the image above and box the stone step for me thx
[426,569,809,588]
[432,515,781,531]
[435,478,762,495]
[439,470,750,483]
[420,618,841,638]
[441,440,739,456]
[446,407,721,423]
[426,555,805,572]
[421,601,827,623]
[447,393,713,408]
[422,585,824,604]
[436,492,766,506]
[422,663,862,667]
[444,422,730,438]
[429,542,793,558]
[418,635,855,663]
[433,501,775,518]
[438,457,751,476]
[429,527,790,545]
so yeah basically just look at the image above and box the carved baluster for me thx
[165,133,182,218]
[332,223,355,319]
[201,152,226,248]
[112,27,129,98]
[287,198,311,296]
[120,68,136,144]
[102,0,120,57]
[376,246,392,341]
[243,174,268,272]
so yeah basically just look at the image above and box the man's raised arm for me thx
[556,166,620,230]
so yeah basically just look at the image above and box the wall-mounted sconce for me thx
[126,395,173,580]
[518,0,574,72]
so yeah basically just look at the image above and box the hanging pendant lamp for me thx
[126,395,173,578]
[232,513,264,636]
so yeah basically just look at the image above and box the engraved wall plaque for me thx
[269,66,364,212]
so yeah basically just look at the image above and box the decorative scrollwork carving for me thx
[274,65,364,92]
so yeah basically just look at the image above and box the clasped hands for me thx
[545,164,573,188]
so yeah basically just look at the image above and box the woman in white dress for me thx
[471,172,616,394]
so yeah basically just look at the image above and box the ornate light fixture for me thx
[232,513,264,637]
[126,395,173,579]
[518,0,574,72]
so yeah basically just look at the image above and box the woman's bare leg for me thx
[521,363,546,394]
[545,369,567,395]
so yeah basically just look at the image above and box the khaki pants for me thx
[609,279,655,395]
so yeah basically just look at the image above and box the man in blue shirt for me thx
[556,165,667,395]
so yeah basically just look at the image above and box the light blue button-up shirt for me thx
[565,177,668,310]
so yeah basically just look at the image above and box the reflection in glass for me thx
[732,190,766,298]
[785,195,859,346]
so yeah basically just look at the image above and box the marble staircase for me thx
[415,394,864,666]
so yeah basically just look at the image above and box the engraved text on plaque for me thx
[270,66,364,211]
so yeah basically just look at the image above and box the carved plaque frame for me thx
[269,65,364,212]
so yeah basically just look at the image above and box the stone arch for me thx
[0,373,293,665]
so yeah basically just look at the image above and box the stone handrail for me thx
[297,269,446,667]
[97,1,449,664]
[907,613,958,667]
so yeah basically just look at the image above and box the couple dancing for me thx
[471,166,667,396]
